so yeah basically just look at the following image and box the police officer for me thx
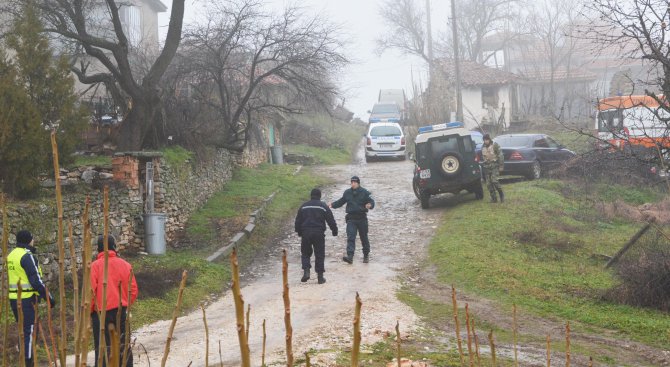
[481,134,505,202]
[329,176,375,264]
[7,230,54,367]
[295,188,338,284]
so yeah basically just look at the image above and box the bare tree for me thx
[377,0,431,64]
[20,0,186,150]
[441,0,521,62]
[165,0,347,152]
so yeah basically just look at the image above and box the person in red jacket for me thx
[90,234,138,367]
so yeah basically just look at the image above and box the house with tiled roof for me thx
[437,59,521,131]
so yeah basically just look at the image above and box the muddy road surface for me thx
[124,150,452,366]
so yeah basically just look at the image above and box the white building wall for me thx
[461,85,512,130]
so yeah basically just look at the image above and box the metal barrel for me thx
[143,213,167,254]
[270,145,284,164]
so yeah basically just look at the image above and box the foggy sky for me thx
[158,0,452,120]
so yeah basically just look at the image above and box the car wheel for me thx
[365,155,372,163]
[439,152,463,177]
[399,154,406,161]
[527,160,541,180]
[412,180,421,200]
[473,182,484,200]
[420,192,430,209]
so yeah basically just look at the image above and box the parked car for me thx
[368,102,402,123]
[365,122,406,162]
[491,134,576,179]
[412,122,483,209]
[378,89,408,121]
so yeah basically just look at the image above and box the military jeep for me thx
[412,122,484,209]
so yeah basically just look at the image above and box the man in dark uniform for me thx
[294,188,338,284]
[6,230,54,367]
[329,176,375,264]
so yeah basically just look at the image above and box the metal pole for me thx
[451,0,464,122]
[426,0,434,66]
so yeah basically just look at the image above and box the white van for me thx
[364,122,406,162]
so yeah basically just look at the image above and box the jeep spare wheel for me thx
[440,153,462,176]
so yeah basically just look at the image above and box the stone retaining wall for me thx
[0,147,266,282]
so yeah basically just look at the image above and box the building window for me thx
[120,5,141,47]
[482,86,499,108]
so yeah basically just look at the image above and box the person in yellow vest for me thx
[7,230,54,366]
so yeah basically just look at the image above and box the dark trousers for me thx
[346,218,370,257]
[91,307,133,367]
[10,296,37,367]
[301,231,326,273]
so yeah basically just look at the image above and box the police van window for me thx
[370,125,402,137]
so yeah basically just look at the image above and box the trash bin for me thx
[270,145,283,164]
[143,213,167,254]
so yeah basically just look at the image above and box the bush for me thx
[605,230,670,311]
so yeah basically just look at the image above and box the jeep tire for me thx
[420,192,430,209]
[439,152,463,177]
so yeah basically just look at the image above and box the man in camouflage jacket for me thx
[481,134,505,203]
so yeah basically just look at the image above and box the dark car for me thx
[492,134,576,179]
[412,122,484,209]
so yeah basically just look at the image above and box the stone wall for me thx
[0,146,265,282]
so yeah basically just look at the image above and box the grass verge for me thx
[426,179,670,349]
[284,144,353,165]
[71,154,112,167]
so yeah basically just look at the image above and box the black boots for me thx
[363,255,369,263]
[498,189,505,203]
[301,269,310,282]
[342,255,353,264]
[317,272,326,284]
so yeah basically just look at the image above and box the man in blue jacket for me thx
[295,188,338,284]
[329,176,375,264]
[6,230,54,366]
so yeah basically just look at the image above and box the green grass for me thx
[129,252,230,326]
[284,144,353,165]
[161,145,194,167]
[71,154,112,167]
[593,183,663,205]
[186,164,327,248]
[426,179,670,349]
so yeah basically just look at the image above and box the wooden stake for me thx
[472,318,481,367]
[68,221,80,363]
[262,319,267,367]
[17,284,25,367]
[488,330,496,367]
[219,340,223,367]
[351,292,362,367]
[98,186,111,367]
[282,249,294,367]
[161,270,188,367]
[78,198,93,367]
[1,194,10,367]
[565,322,570,367]
[38,323,54,367]
[202,304,210,367]
[50,131,67,366]
[305,351,311,367]
[513,304,518,367]
[246,304,251,343]
[588,357,593,367]
[465,304,474,367]
[122,271,134,367]
[109,327,120,367]
[546,335,551,367]
[396,321,401,367]
[605,223,651,268]
[231,248,251,367]
[452,286,465,367]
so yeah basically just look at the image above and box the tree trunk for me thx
[116,94,163,150]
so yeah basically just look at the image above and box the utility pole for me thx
[425,0,434,69]
[450,0,463,122]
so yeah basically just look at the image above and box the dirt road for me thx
[126,149,444,366]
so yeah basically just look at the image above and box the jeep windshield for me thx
[371,104,399,114]
[370,125,402,137]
